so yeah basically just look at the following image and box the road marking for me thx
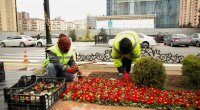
[0,49,46,63]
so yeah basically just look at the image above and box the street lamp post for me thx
[44,0,52,58]
[15,0,18,32]
[108,19,112,40]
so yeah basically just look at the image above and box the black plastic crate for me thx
[0,71,5,82]
[7,77,66,110]
[3,75,42,102]
[0,62,5,82]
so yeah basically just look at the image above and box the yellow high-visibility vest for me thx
[43,44,73,68]
[111,31,141,68]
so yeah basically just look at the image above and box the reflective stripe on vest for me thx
[43,44,73,67]
[131,54,141,58]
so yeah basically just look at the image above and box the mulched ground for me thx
[87,71,200,91]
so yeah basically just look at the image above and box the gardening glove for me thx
[71,65,79,71]
[123,71,131,81]
[66,67,77,74]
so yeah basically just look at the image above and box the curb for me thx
[77,62,182,67]
[3,61,182,71]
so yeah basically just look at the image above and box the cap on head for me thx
[119,37,133,54]
[58,33,71,53]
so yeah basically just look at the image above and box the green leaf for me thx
[156,107,163,110]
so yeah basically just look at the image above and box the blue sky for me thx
[16,0,106,21]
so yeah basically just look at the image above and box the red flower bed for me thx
[61,78,200,109]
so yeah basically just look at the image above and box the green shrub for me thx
[76,39,95,42]
[98,28,107,36]
[182,55,200,87]
[68,30,77,42]
[130,56,166,89]
[84,30,92,40]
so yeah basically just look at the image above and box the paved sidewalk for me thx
[0,71,33,110]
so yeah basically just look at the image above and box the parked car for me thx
[190,33,200,47]
[164,34,191,47]
[108,38,114,48]
[107,33,156,48]
[0,35,36,47]
[155,32,170,43]
[137,33,157,48]
[36,34,59,47]
[36,38,58,47]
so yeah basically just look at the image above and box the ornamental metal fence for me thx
[76,47,200,64]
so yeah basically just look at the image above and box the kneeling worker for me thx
[43,33,78,81]
[111,31,141,81]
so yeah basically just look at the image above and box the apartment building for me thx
[17,12,29,19]
[29,18,44,31]
[51,17,66,30]
[73,20,86,29]
[17,12,45,31]
[179,0,200,27]
[17,12,30,31]
[0,0,17,31]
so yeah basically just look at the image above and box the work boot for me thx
[117,73,123,76]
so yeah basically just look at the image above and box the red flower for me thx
[60,77,200,109]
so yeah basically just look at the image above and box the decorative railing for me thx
[76,49,112,62]
[140,48,184,63]
[76,47,200,64]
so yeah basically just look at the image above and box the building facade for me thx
[51,17,66,30]
[29,18,44,31]
[17,12,45,31]
[17,12,30,31]
[179,0,200,27]
[17,12,29,20]
[107,0,180,28]
[0,0,17,31]
[87,15,96,29]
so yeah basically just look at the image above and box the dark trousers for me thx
[117,58,132,73]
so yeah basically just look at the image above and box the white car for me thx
[137,33,157,48]
[36,38,58,47]
[108,33,156,48]
[36,34,59,47]
[0,35,36,47]
[108,39,114,48]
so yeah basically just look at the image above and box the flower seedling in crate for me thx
[27,81,63,95]
[32,82,45,94]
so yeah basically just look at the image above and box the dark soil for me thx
[87,71,200,91]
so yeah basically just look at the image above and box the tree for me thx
[84,30,92,40]
[183,23,187,28]
[186,22,193,28]
[196,8,200,28]
[179,25,183,28]
[98,28,107,36]
[68,30,77,42]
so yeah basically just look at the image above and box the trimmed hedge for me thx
[131,56,166,89]
[182,54,200,88]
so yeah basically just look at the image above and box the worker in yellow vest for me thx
[111,31,141,81]
[43,33,78,81]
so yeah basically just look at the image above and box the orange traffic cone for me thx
[23,49,29,64]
